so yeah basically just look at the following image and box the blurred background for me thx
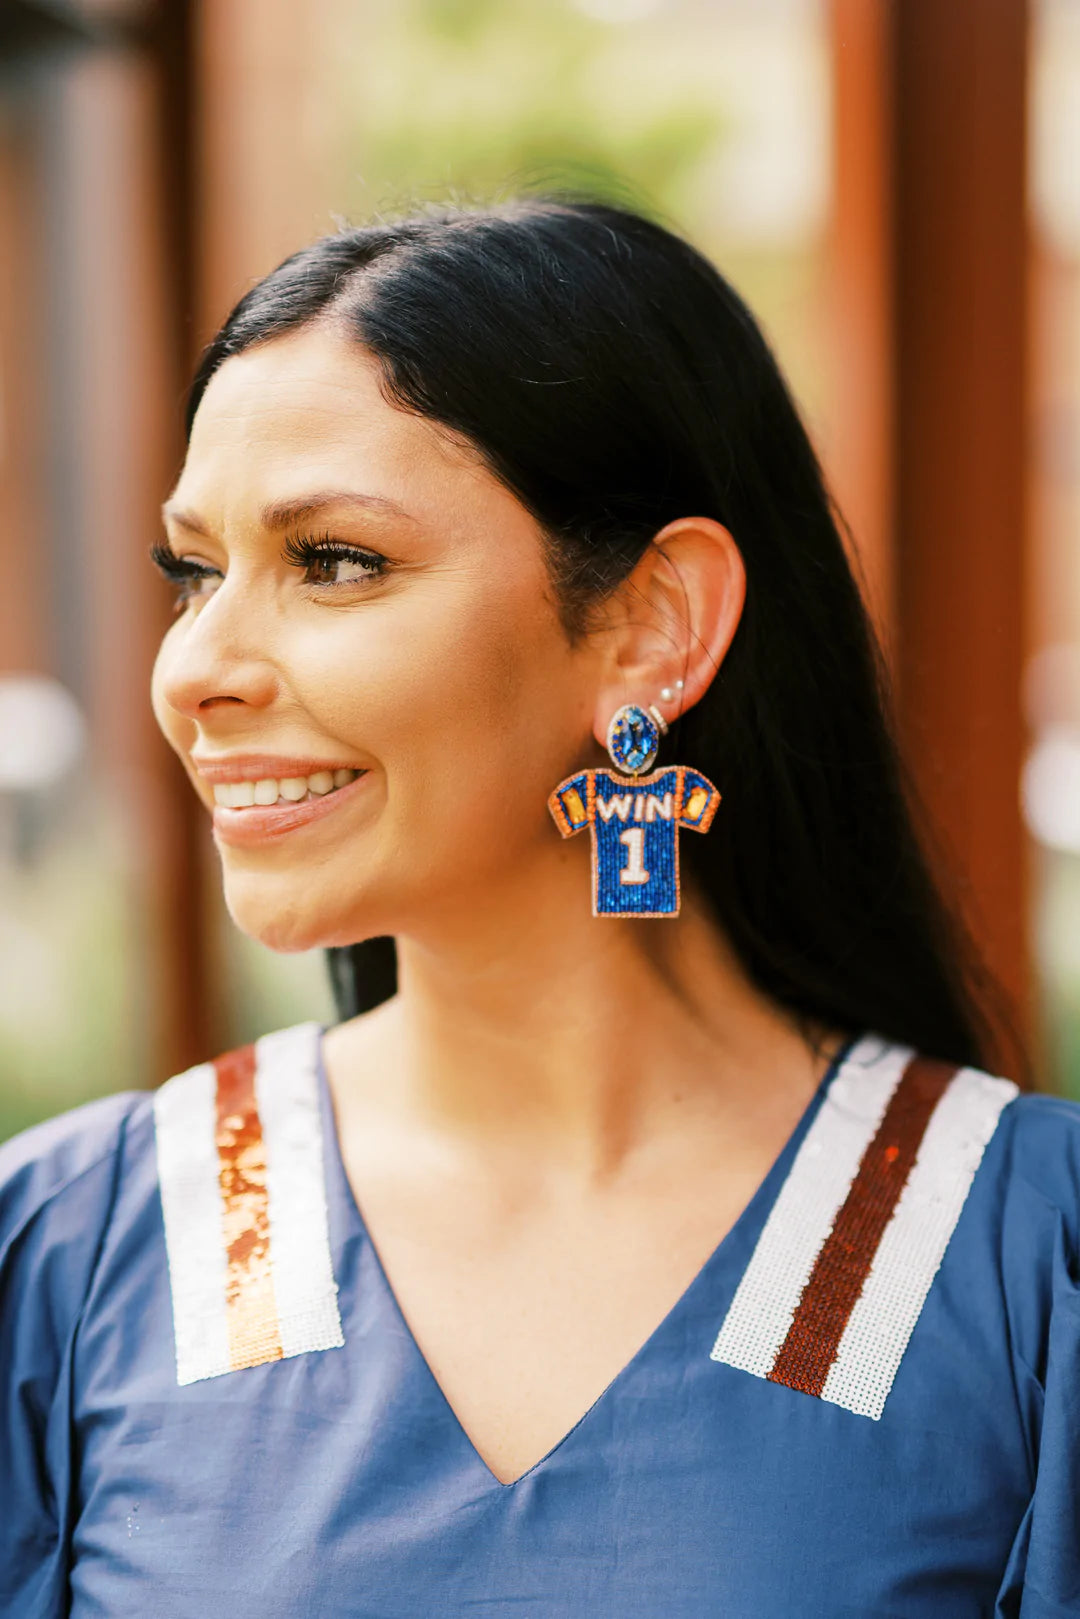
[0,0,1077,1136]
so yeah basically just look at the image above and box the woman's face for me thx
[151,323,597,952]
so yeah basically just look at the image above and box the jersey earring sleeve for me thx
[548,772,593,837]
[678,768,721,832]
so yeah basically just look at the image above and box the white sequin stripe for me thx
[821,1065,1018,1419]
[153,1061,232,1385]
[254,1022,345,1360]
[709,1035,913,1379]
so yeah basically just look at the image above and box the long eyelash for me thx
[149,541,220,615]
[280,530,389,578]
[148,539,217,583]
[147,533,389,610]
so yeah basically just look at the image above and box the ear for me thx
[591,516,745,747]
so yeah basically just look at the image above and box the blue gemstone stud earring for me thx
[548,697,721,917]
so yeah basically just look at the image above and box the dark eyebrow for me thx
[161,502,211,536]
[260,491,416,528]
[161,491,415,535]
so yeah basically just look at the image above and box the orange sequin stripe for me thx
[214,1043,284,1371]
[768,1055,957,1398]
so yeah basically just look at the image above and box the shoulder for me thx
[152,1018,324,1144]
[790,1036,1071,1341]
[0,1091,156,1399]
[0,1089,154,1251]
[993,1084,1080,1168]
[838,1038,1080,1311]
[982,1084,1080,1243]
[830,1035,1080,1240]
[713,1038,1072,1421]
[151,1019,339,1384]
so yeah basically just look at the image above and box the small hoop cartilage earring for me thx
[647,704,669,736]
[547,700,722,920]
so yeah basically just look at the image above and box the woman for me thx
[2,198,1076,1617]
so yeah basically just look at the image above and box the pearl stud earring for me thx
[658,678,684,703]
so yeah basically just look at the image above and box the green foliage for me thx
[1033,845,1080,1098]
[0,798,145,1141]
[344,0,729,228]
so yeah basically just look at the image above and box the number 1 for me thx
[618,827,650,885]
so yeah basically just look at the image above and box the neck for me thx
[332,853,836,1176]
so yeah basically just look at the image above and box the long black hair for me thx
[185,197,1015,1074]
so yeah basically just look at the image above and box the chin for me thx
[228,907,325,954]
[222,880,377,955]
[223,893,338,951]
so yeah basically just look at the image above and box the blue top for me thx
[2,1021,1079,1618]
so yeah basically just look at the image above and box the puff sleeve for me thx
[0,1095,143,1619]
[1016,1234,1080,1616]
[989,1094,1080,1619]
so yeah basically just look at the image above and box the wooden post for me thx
[891,0,1030,1073]
[829,0,1031,1078]
[192,0,346,339]
[0,101,48,676]
[827,0,895,649]
[53,17,213,1080]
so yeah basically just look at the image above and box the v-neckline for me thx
[313,1026,860,1491]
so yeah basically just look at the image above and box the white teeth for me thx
[211,767,362,809]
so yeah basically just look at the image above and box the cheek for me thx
[296,580,574,839]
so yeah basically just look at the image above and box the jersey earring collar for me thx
[548,695,720,918]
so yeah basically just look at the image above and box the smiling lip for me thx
[191,753,365,782]
[211,768,372,846]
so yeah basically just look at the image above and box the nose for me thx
[155,587,280,721]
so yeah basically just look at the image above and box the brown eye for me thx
[280,533,389,586]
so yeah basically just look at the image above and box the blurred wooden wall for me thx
[0,93,48,677]
[0,3,211,1079]
[829,0,1031,1080]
